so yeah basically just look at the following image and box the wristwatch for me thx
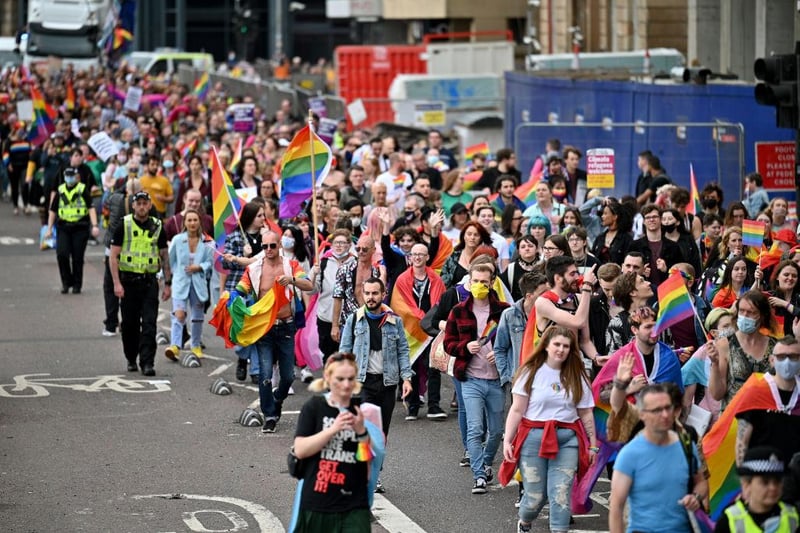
[165,279,172,286]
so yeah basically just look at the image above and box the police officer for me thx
[44,166,99,293]
[109,191,171,376]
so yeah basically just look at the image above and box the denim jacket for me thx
[340,305,413,386]
[494,300,528,386]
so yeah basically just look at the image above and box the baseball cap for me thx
[132,191,151,202]
[450,202,468,215]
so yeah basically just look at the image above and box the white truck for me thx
[22,0,112,72]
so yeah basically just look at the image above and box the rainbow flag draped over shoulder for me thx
[653,271,694,338]
[390,267,445,364]
[688,163,702,216]
[210,146,242,271]
[279,124,332,219]
[193,71,210,101]
[702,373,781,519]
[209,281,291,348]
[28,85,56,146]
[428,235,453,273]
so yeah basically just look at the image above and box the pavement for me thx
[0,202,611,532]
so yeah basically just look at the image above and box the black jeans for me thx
[360,373,398,437]
[103,257,119,332]
[317,318,339,362]
[407,346,440,410]
[56,224,89,290]
[120,275,158,368]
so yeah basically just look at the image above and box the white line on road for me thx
[372,493,427,533]
[208,364,231,377]
[133,494,284,532]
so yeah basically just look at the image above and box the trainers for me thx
[275,400,283,422]
[471,477,487,494]
[515,484,524,508]
[191,346,203,358]
[236,359,247,381]
[261,418,276,433]
[517,520,532,532]
[300,367,314,383]
[375,478,385,494]
[165,345,180,361]
[102,329,116,337]
[459,450,471,467]
[426,405,448,420]
[484,465,494,483]
[405,406,419,421]
[141,366,156,377]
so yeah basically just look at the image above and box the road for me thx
[0,206,612,532]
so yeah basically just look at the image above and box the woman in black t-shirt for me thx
[293,352,371,533]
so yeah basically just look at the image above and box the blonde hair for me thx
[307,352,362,394]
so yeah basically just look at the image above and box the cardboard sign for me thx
[229,103,255,133]
[414,101,446,128]
[123,86,143,112]
[316,117,338,145]
[586,148,615,189]
[88,131,120,162]
[308,97,327,118]
[347,99,367,126]
[16,100,33,121]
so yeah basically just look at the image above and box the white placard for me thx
[235,186,258,203]
[88,131,120,162]
[347,99,367,126]
[123,87,143,112]
[16,100,33,121]
[70,118,81,138]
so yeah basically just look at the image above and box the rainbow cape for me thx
[294,293,324,371]
[653,270,695,338]
[209,281,291,348]
[210,146,242,272]
[741,219,765,248]
[515,178,539,206]
[390,267,445,364]
[193,71,210,101]
[228,137,242,173]
[429,234,453,273]
[702,372,796,519]
[27,85,56,146]
[64,78,76,111]
[687,163,702,216]
[279,125,332,218]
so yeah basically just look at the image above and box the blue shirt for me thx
[614,434,696,533]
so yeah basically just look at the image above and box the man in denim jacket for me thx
[340,276,413,439]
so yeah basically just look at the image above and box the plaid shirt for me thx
[332,257,381,327]
[222,230,260,291]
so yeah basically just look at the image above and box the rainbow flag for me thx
[465,142,490,160]
[27,85,56,146]
[702,373,778,519]
[279,124,332,218]
[294,293,324,371]
[515,178,539,206]
[653,270,694,338]
[228,137,242,173]
[759,242,784,270]
[193,71,210,101]
[741,219,765,248]
[64,78,76,111]
[429,234,453,273]
[390,267,445,365]
[687,163,702,216]
[180,139,197,161]
[208,283,291,348]
[479,320,498,345]
[210,146,242,272]
[112,27,133,51]
[462,170,482,191]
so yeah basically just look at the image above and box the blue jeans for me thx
[452,377,467,450]
[255,321,296,419]
[518,427,579,532]
[462,376,504,480]
[170,285,205,349]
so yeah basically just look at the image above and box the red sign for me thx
[755,141,795,190]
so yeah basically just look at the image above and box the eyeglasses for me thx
[332,241,350,246]
[354,246,372,253]
[644,215,660,221]
[542,246,560,251]
[262,243,278,250]
[512,216,524,221]
[641,404,676,415]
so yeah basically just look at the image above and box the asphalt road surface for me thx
[0,205,612,532]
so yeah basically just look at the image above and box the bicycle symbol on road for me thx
[0,373,172,398]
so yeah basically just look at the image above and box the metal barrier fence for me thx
[513,122,745,200]
[352,97,505,129]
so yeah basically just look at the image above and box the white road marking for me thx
[372,493,427,533]
[199,354,228,362]
[133,494,283,532]
[208,364,231,377]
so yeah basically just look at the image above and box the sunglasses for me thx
[354,246,372,252]
[328,352,356,363]
[262,243,278,250]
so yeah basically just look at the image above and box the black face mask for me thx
[702,198,718,209]
[404,210,416,221]
[662,223,677,233]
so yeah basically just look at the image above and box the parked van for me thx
[127,50,214,77]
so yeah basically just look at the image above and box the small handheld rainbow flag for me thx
[687,163,702,216]
[479,320,498,346]
[228,137,242,173]
[193,71,210,101]
[741,219,765,248]
[653,271,695,338]
[465,142,490,160]
[180,138,197,161]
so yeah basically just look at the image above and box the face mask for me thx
[351,217,362,228]
[64,176,77,186]
[470,283,490,300]
[333,250,349,259]
[702,198,718,209]
[112,128,122,138]
[716,327,735,339]
[117,155,127,164]
[662,223,677,233]
[774,357,800,380]
[552,191,567,202]
[774,207,787,217]
[404,210,416,221]
[163,160,174,169]
[737,315,758,334]
[427,155,439,166]
[281,236,295,249]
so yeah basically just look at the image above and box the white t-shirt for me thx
[376,171,412,212]
[490,231,511,262]
[512,365,594,422]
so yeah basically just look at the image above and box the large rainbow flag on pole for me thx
[652,270,694,338]
[193,71,210,101]
[210,146,242,271]
[27,85,57,146]
[279,125,332,218]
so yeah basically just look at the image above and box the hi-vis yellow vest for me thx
[57,182,88,222]
[725,500,799,533]
[119,215,162,274]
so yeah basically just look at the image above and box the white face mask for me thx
[774,357,800,380]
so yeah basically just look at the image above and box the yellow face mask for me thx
[470,282,490,300]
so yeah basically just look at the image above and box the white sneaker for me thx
[300,367,314,383]
[288,386,295,396]
[102,329,116,337]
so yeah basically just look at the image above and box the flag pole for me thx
[213,145,246,237]
[309,110,320,265]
